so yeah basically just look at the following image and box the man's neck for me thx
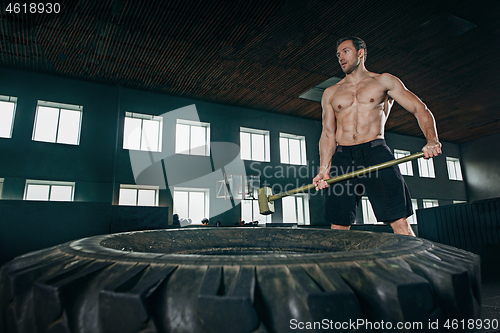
[345,64,370,83]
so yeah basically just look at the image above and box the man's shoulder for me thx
[324,79,345,94]
[371,72,403,90]
[374,72,399,82]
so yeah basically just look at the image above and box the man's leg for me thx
[331,224,351,230]
[390,217,415,236]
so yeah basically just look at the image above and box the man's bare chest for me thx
[331,81,387,112]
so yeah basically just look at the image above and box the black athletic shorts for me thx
[324,139,413,226]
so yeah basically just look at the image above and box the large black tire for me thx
[0,228,481,333]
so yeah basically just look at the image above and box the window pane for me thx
[189,191,205,223]
[33,106,59,143]
[398,163,406,174]
[173,191,189,218]
[119,188,138,205]
[50,185,73,201]
[406,161,413,176]
[418,159,425,177]
[296,197,304,224]
[280,137,289,163]
[190,125,206,155]
[289,138,301,165]
[124,117,142,150]
[407,199,419,224]
[26,184,50,201]
[138,189,156,206]
[282,196,296,222]
[175,124,190,154]
[241,200,253,222]
[423,199,439,208]
[447,160,456,180]
[57,109,81,145]
[141,119,160,152]
[0,101,15,138]
[455,161,463,181]
[362,197,377,223]
[418,158,434,178]
[251,133,265,161]
[300,138,307,165]
[428,158,435,177]
[240,132,251,160]
[264,133,270,162]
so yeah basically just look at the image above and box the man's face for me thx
[336,40,362,74]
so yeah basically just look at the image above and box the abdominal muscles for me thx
[335,105,385,145]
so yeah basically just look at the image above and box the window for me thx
[240,127,270,162]
[361,197,379,224]
[32,101,83,145]
[0,95,17,138]
[407,199,419,225]
[118,185,159,206]
[423,199,439,208]
[453,200,466,204]
[394,149,413,176]
[446,157,463,181]
[282,194,310,224]
[173,188,209,224]
[175,119,210,156]
[280,133,307,165]
[241,199,271,224]
[418,157,435,178]
[24,180,75,201]
[123,112,163,152]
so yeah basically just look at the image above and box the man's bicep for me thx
[385,74,425,114]
[321,102,336,134]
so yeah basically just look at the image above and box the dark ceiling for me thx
[1,0,499,144]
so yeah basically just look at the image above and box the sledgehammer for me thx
[257,151,425,215]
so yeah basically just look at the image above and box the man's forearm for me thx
[319,134,337,174]
[415,107,439,143]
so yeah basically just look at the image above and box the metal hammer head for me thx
[257,187,274,215]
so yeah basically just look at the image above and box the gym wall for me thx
[0,67,471,265]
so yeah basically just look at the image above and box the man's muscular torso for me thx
[324,72,394,146]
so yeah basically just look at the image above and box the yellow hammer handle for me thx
[268,151,425,202]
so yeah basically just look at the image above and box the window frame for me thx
[282,194,310,225]
[123,112,163,152]
[175,119,211,156]
[407,199,419,225]
[279,132,307,166]
[32,100,83,145]
[418,157,435,178]
[423,199,439,208]
[173,187,210,224]
[241,199,271,224]
[0,95,17,139]
[361,196,381,224]
[118,184,160,206]
[453,200,466,204]
[393,149,414,176]
[446,157,463,181]
[24,180,75,202]
[240,127,271,162]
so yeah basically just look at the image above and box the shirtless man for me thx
[312,37,442,236]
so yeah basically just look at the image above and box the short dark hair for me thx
[336,36,367,60]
